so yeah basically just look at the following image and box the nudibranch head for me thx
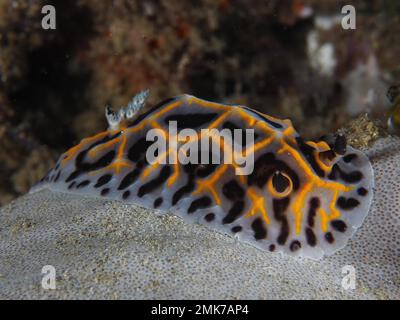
[31,92,374,260]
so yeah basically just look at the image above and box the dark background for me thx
[0,0,398,205]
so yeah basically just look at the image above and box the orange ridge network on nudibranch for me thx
[38,92,373,260]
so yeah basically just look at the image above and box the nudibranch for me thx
[31,91,374,260]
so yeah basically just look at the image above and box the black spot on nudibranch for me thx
[65,171,80,184]
[325,232,335,244]
[222,180,245,200]
[343,153,358,163]
[188,196,212,213]
[328,164,362,183]
[196,162,218,178]
[122,190,130,200]
[269,244,276,252]
[68,182,76,189]
[307,197,320,228]
[128,138,153,163]
[137,166,172,198]
[222,200,245,224]
[290,240,301,252]
[273,197,290,245]
[251,217,267,240]
[231,225,242,233]
[172,163,202,206]
[305,227,317,247]
[357,187,368,196]
[331,219,347,233]
[153,197,163,208]
[337,196,360,210]
[101,188,110,196]
[172,181,195,206]
[118,169,140,190]
[76,180,90,189]
[204,213,215,222]
[136,159,147,169]
[94,174,112,188]
[272,172,290,193]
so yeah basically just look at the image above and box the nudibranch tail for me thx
[30,93,374,260]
